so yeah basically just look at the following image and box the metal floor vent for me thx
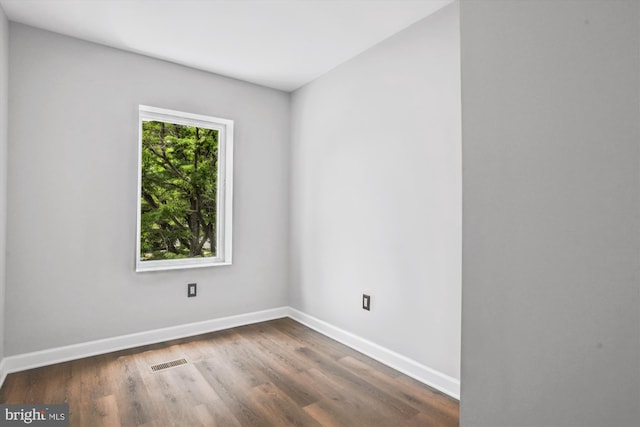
[151,358,188,372]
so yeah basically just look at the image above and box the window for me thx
[136,105,233,272]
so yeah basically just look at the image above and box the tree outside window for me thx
[136,106,233,272]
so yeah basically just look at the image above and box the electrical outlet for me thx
[362,294,371,311]
[188,283,197,297]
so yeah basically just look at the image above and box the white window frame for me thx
[136,105,233,272]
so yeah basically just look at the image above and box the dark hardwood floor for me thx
[0,318,459,426]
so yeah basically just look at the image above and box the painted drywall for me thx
[290,3,461,383]
[0,5,8,361]
[6,24,290,355]
[460,1,640,426]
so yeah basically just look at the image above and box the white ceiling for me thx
[0,0,453,91]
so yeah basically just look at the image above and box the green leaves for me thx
[140,120,218,261]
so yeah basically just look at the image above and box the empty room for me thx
[0,1,638,426]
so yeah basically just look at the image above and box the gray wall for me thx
[290,4,461,381]
[6,24,290,355]
[460,1,640,426]
[0,5,8,361]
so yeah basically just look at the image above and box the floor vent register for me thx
[150,358,188,372]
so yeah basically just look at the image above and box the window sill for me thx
[136,258,232,273]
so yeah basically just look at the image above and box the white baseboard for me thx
[0,357,7,391]
[0,306,460,401]
[0,307,289,385]
[287,308,460,400]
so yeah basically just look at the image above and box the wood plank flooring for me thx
[0,318,459,426]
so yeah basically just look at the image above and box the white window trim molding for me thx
[136,105,233,272]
